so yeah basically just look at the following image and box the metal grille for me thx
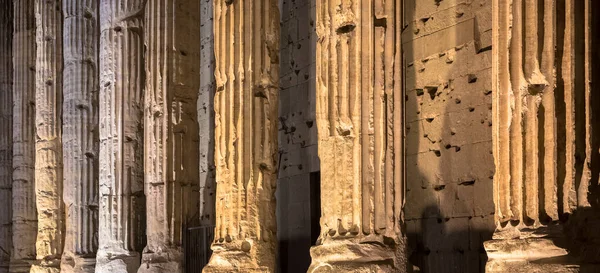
[184,225,214,273]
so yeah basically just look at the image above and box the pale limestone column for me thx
[202,0,279,271]
[486,0,596,272]
[138,0,200,272]
[10,0,38,272]
[308,0,406,272]
[61,1,99,272]
[31,1,65,272]
[0,1,13,272]
[96,1,145,272]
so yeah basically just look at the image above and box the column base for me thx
[30,262,60,273]
[95,250,140,273]
[8,259,34,273]
[484,237,599,273]
[137,248,182,273]
[308,236,407,273]
[202,240,275,273]
[60,254,96,273]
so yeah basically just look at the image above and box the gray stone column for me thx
[32,1,65,272]
[0,1,13,272]
[138,0,200,272]
[96,1,146,272]
[61,1,99,272]
[10,0,38,272]
[202,0,280,271]
[308,0,406,272]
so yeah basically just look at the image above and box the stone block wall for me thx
[276,0,319,272]
[403,0,495,272]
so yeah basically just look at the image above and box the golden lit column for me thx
[202,0,280,271]
[308,0,406,272]
[139,0,200,272]
[96,1,146,272]
[486,0,596,271]
[10,0,38,272]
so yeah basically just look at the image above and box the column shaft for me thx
[308,0,405,272]
[61,1,99,272]
[10,0,38,272]
[32,0,65,272]
[97,1,145,272]
[202,0,280,271]
[139,0,200,272]
[0,1,13,272]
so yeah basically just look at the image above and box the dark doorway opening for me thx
[183,226,214,273]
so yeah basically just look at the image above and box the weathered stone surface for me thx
[61,1,99,272]
[32,1,65,272]
[202,0,280,271]
[0,1,13,272]
[487,0,599,271]
[96,1,145,272]
[139,1,200,272]
[10,1,38,272]
[308,0,406,272]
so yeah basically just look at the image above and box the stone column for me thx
[32,1,65,272]
[201,0,279,271]
[0,1,13,272]
[138,0,200,272]
[10,0,38,272]
[61,1,99,272]
[96,1,145,272]
[486,0,598,271]
[308,0,406,272]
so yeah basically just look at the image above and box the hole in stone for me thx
[468,107,475,112]
[468,74,478,83]
[420,17,430,23]
[455,146,461,152]
[336,23,356,34]
[114,26,122,32]
[445,144,452,149]
[434,185,445,191]
[374,17,387,28]
[225,0,234,5]
[425,117,434,123]
[459,180,475,186]
[433,150,441,157]
[306,120,314,128]
[426,86,438,100]
[455,98,461,104]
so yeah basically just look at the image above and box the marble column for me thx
[308,0,406,272]
[486,0,599,271]
[10,0,38,272]
[61,1,99,272]
[96,1,146,272]
[202,0,280,271]
[138,0,200,272]
[31,0,65,272]
[0,1,13,272]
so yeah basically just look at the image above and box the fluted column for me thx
[10,0,38,272]
[486,0,597,271]
[61,1,99,272]
[96,1,145,272]
[31,1,64,272]
[202,0,279,271]
[138,0,200,272]
[0,1,13,272]
[308,0,406,272]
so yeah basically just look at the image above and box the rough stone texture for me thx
[139,1,200,272]
[487,0,600,272]
[308,0,406,272]
[96,1,146,272]
[61,1,99,272]
[276,0,320,272]
[10,0,38,272]
[199,0,216,228]
[402,0,495,272]
[0,1,12,272]
[32,1,65,272]
[202,0,280,271]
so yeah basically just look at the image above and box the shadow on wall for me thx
[403,0,495,272]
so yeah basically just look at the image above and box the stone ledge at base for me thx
[308,238,407,273]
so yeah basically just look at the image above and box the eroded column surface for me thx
[10,0,38,272]
[0,1,13,272]
[96,1,145,273]
[308,0,406,272]
[32,1,65,272]
[487,0,599,272]
[139,0,200,272]
[202,0,279,272]
[61,1,99,272]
